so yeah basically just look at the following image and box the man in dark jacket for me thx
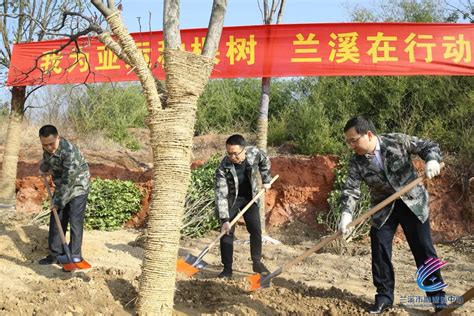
[38,125,90,265]
[215,134,272,278]
[338,116,446,313]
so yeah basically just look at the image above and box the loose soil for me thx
[1,218,473,315]
[1,132,473,314]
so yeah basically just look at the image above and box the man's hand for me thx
[50,205,58,213]
[263,183,271,191]
[338,212,353,237]
[425,160,441,179]
[221,221,231,235]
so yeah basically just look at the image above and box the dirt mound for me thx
[9,153,473,242]
[2,216,474,315]
[266,155,338,227]
[174,278,377,315]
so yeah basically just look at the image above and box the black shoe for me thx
[217,268,232,279]
[252,261,270,274]
[38,255,58,265]
[369,301,392,314]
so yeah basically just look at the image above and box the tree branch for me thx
[97,31,132,65]
[91,0,113,17]
[163,0,181,49]
[276,0,285,24]
[202,0,227,58]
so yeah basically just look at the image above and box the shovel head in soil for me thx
[248,270,275,291]
[58,255,92,272]
[176,253,209,277]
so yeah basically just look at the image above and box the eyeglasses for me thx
[227,147,245,157]
[345,135,363,145]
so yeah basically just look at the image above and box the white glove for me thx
[338,212,353,236]
[425,160,440,179]
[263,183,271,191]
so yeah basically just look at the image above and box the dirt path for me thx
[1,217,472,315]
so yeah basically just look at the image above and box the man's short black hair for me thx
[344,116,377,135]
[39,125,58,138]
[226,134,246,147]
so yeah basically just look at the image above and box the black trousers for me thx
[370,199,445,304]
[220,196,262,269]
[49,193,88,259]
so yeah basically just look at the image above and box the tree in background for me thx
[0,0,84,212]
[255,0,286,237]
[88,0,227,313]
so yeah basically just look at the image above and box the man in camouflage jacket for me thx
[338,116,446,314]
[215,134,272,278]
[38,125,90,265]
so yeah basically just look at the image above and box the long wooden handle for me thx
[207,174,279,249]
[281,162,444,272]
[42,175,69,246]
[437,287,474,316]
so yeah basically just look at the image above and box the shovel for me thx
[177,174,279,277]
[42,174,91,272]
[248,163,444,291]
[436,287,474,316]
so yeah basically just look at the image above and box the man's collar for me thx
[364,136,380,159]
[375,137,381,152]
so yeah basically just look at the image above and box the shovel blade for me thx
[176,254,209,277]
[63,259,91,272]
[177,258,200,277]
[247,273,272,291]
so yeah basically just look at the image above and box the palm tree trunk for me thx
[256,77,270,232]
[256,0,286,236]
[136,49,214,315]
[0,86,26,211]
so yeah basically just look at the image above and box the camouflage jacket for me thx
[341,133,442,229]
[40,137,90,209]
[215,146,272,220]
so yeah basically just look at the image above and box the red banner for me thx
[6,23,474,86]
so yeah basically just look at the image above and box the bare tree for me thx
[0,0,85,212]
[89,0,227,313]
[256,0,285,236]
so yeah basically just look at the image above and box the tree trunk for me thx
[256,77,270,232]
[91,2,225,313]
[136,49,214,315]
[256,0,285,236]
[0,86,26,211]
[256,77,271,151]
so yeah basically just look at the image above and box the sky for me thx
[119,0,365,32]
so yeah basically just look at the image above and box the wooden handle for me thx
[437,287,474,316]
[42,175,69,246]
[207,174,279,249]
[281,162,445,272]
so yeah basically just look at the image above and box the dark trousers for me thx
[49,193,88,259]
[370,199,445,304]
[220,196,262,269]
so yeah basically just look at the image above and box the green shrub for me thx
[67,83,147,150]
[288,101,343,155]
[320,154,372,240]
[36,178,142,230]
[85,178,142,230]
[182,155,221,237]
